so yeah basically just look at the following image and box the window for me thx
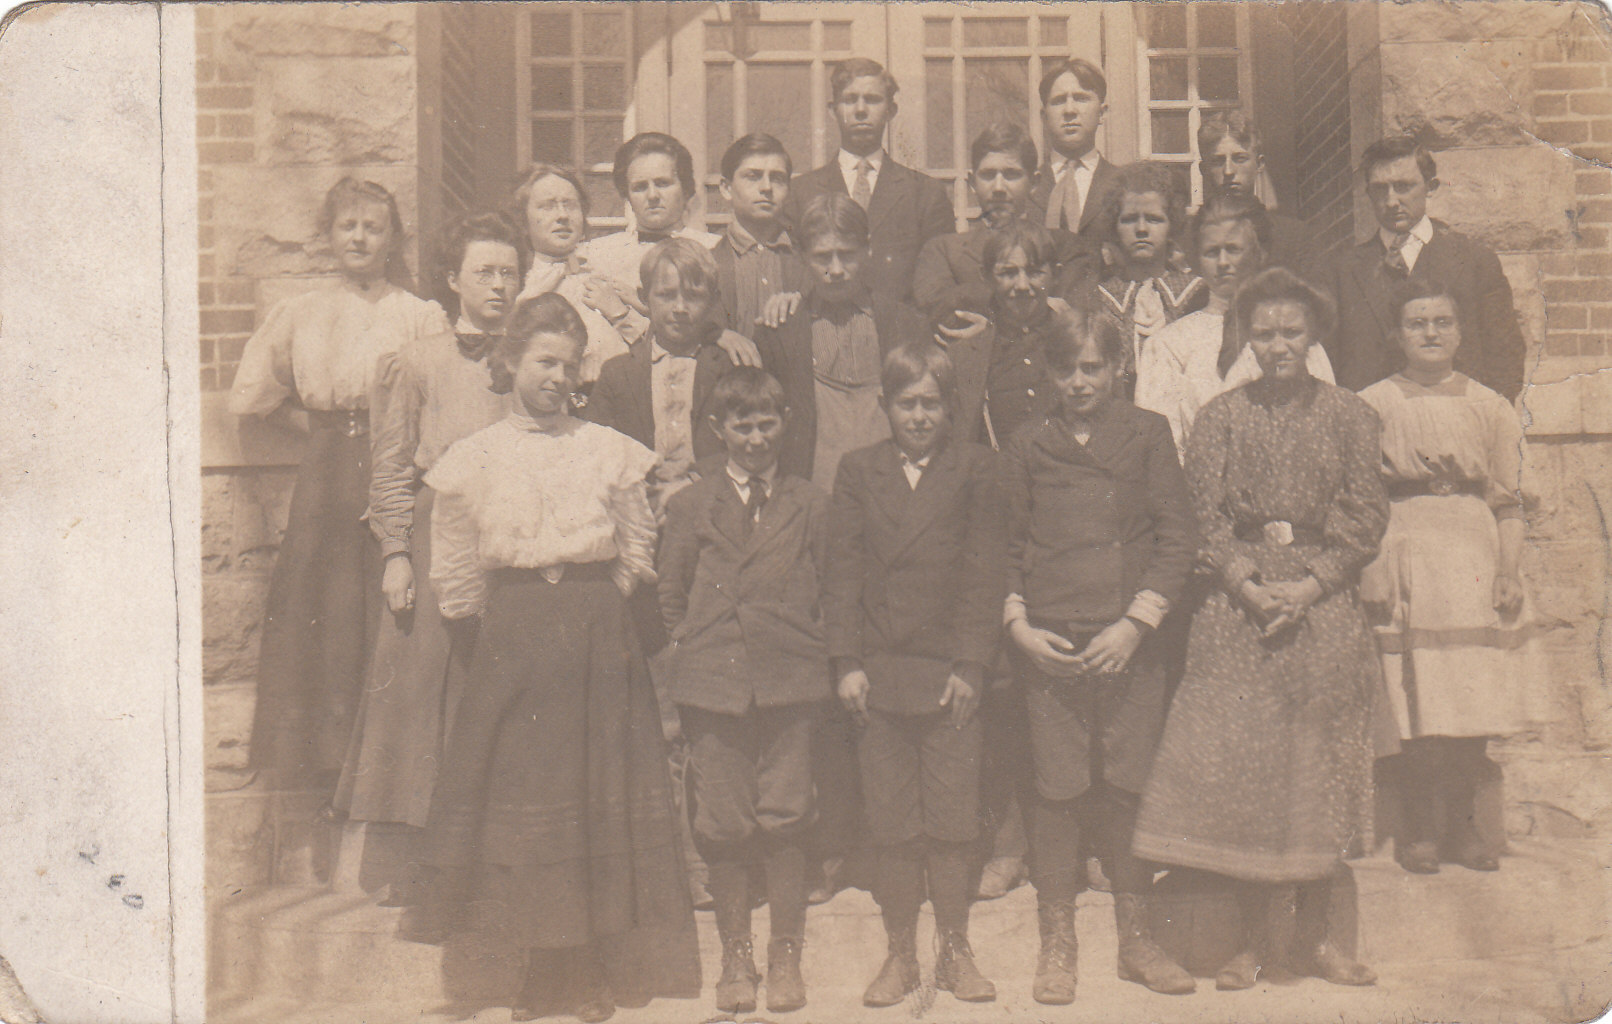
[1137,2,1252,204]
[518,2,634,223]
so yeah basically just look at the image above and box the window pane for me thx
[531,64,573,113]
[1165,163,1192,202]
[963,18,1028,48]
[1039,16,1067,48]
[748,64,813,174]
[530,9,571,57]
[1197,4,1239,48]
[583,64,626,111]
[965,59,1029,158]
[581,11,626,56]
[1199,56,1240,102]
[706,62,734,171]
[1148,4,1186,49]
[705,182,729,217]
[1149,57,1188,101]
[924,18,951,49]
[583,116,624,168]
[750,23,811,51]
[926,58,954,170]
[584,173,622,219]
[705,23,733,54]
[823,22,851,51]
[532,118,573,164]
[1150,110,1191,155]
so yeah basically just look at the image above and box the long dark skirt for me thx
[248,422,380,780]
[411,564,700,1001]
[336,487,470,827]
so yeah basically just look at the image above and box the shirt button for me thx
[1027,388,1036,397]
[1023,357,1032,365]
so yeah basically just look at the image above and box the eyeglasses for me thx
[530,198,583,215]
[471,268,522,285]
[1403,317,1458,333]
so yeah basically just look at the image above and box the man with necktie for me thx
[1030,58,1120,239]
[1327,136,1526,399]
[783,58,954,306]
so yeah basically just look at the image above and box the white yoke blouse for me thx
[425,412,659,619]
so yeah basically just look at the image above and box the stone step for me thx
[209,838,1608,1022]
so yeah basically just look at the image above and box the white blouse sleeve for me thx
[605,432,661,595]
[228,298,298,416]
[426,448,487,619]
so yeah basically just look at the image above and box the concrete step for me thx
[209,838,1610,1023]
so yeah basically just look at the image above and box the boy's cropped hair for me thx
[881,342,958,411]
[706,366,789,425]
[969,122,1039,175]
[981,221,1058,277]
[1038,57,1108,104]
[721,132,793,182]
[1044,305,1128,373]
[1197,110,1262,160]
[830,57,898,101]
[639,237,721,297]
[1359,135,1437,183]
[612,131,698,197]
[797,193,870,249]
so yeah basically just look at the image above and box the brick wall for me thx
[1282,2,1357,259]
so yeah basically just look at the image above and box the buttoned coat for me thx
[1028,155,1121,239]
[658,470,833,715]
[1327,221,1526,401]
[823,439,1003,715]
[753,291,931,481]
[783,157,955,304]
[583,331,744,460]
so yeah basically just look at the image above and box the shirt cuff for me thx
[1124,590,1171,630]
[379,537,410,560]
[1003,592,1028,627]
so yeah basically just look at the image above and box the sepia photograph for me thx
[3,0,1612,1021]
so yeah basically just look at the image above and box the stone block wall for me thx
[200,2,429,690]
[1353,1,1612,838]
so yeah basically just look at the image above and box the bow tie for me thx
[456,332,496,360]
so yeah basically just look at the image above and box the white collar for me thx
[898,448,932,469]
[454,314,500,336]
[839,148,885,179]
[1051,148,1100,176]
[650,337,699,363]
[726,459,777,489]
[1380,214,1434,249]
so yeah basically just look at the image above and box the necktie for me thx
[851,158,872,211]
[455,332,493,361]
[741,477,768,539]
[1384,232,1411,277]
[1044,162,1083,230]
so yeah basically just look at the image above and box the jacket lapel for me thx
[866,442,914,537]
[742,474,806,564]
[1349,240,1397,340]
[627,342,656,448]
[889,442,960,559]
[1081,401,1135,472]
[867,159,904,240]
[708,473,751,553]
[1079,158,1118,232]
[692,343,731,426]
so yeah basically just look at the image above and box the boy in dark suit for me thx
[658,368,831,1016]
[782,58,953,304]
[1328,136,1526,399]
[1030,58,1120,238]
[824,342,1001,1007]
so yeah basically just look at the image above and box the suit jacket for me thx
[1029,154,1121,239]
[658,470,833,714]
[783,156,955,304]
[583,331,741,461]
[754,291,931,481]
[1328,221,1526,401]
[911,221,1101,323]
[823,439,1002,715]
[711,232,808,338]
[999,402,1196,632]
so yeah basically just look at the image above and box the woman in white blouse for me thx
[228,177,448,792]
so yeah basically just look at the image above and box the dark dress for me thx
[1132,375,1389,883]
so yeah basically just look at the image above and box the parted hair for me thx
[721,132,793,181]
[881,342,958,411]
[612,132,697,198]
[1388,275,1466,334]
[435,211,529,314]
[981,221,1057,276]
[796,192,870,249]
[830,57,899,102]
[639,237,720,298]
[488,292,589,395]
[706,366,789,424]
[1197,110,1262,161]
[1044,305,1128,373]
[513,163,590,225]
[969,122,1039,175]
[1038,57,1108,104]
[320,177,412,288]
[1095,161,1190,259]
[1360,135,1438,184]
[1231,266,1337,353]
[1191,193,1273,258]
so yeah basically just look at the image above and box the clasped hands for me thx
[1008,617,1143,680]
[1239,576,1324,636]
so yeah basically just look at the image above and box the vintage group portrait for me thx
[3,0,1612,1022]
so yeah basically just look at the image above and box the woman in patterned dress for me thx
[1360,278,1551,875]
[1131,267,1389,990]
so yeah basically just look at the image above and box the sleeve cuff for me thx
[379,538,411,559]
[1124,590,1171,630]
[1003,592,1028,627]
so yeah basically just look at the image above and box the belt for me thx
[1233,521,1325,546]
[309,408,370,438]
[492,561,614,585]
[1387,478,1484,500]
